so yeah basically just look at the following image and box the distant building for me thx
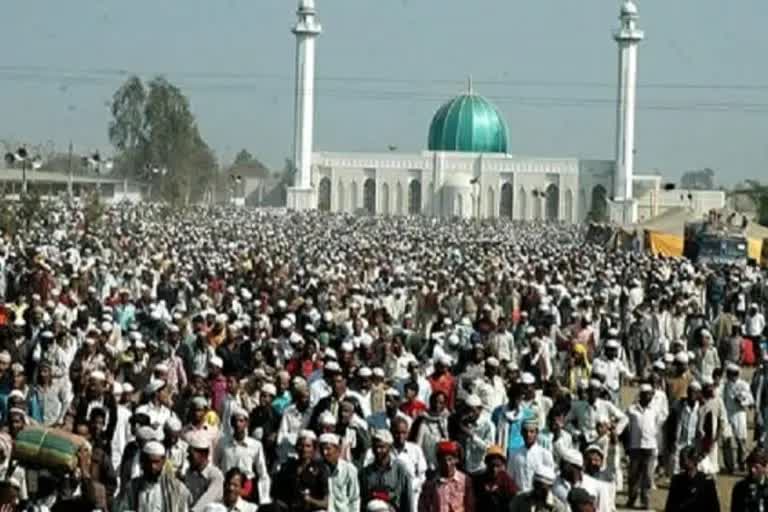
[0,167,147,203]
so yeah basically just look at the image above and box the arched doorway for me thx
[545,184,559,221]
[591,185,608,221]
[487,186,495,218]
[395,182,404,215]
[318,177,331,212]
[519,187,527,220]
[533,191,543,220]
[408,180,422,214]
[579,188,587,220]
[337,180,346,212]
[564,189,574,223]
[381,183,390,215]
[363,178,376,214]
[500,183,513,218]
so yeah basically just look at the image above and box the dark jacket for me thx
[664,471,719,512]
[731,477,768,512]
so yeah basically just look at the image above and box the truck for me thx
[683,220,749,266]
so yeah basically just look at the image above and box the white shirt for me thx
[309,378,332,406]
[214,435,271,504]
[552,474,612,512]
[138,480,165,512]
[626,402,661,450]
[594,358,633,392]
[565,399,628,440]
[136,402,178,430]
[276,404,312,463]
[748,313,766,337]
[225,498,257,512]
[508,443,555,492]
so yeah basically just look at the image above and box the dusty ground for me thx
[616,380,747,511]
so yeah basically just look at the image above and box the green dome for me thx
[428,93,509,153]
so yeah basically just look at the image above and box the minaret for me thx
[613,0,643,224]
[287,0,322,210]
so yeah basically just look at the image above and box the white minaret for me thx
[612,0,644,224]
[287,0,321,210]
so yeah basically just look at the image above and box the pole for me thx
[67,141,73,198]
[21,160,27,197]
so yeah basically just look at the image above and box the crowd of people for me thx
[0,202,767,512]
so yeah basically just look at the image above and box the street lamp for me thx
[4,148,42,196]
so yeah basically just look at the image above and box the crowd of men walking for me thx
[0,202,766,512]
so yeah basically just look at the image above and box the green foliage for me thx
[233,149,254,166]
[680,168,715,190]
[743,180,768,227]
[108,75,217,204]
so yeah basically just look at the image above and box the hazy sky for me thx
[1,0,766,185]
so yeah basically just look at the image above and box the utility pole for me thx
[67,141,73,198]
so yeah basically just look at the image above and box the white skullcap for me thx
[209,356,223,368]
[7,390,24,401]
[154,363,169,373]
[674,353,689,364]
[112,382,124,395]
[318,433,340,446]
[261,383,277,396]
[605,339,620,349]
[325,361,341,373]
[298,429,317,442]
[438,354,452,366]
[689,381,702,392]
[142,441,165,456]
[279,318,292,330]
[165,417,182,432]
[340,342,354,353]
[520,372,536,385]
[588,379,603,389]
[188,432,211,450]
[534,465,557,485]
[204,504,227,512]
[123,383,135,394]
[231,406,249,419]
[372,429,394,445]
[561,448,584,468]
[486,357,500,367]
[372,367,385,378]
[0,352,10,363]
[367,499,390,512]
[385,387,401,398]
[639,383,654,393]
[137,426,159,442]
[358,367,373,378]
[144,379,166,395]
[726,362,740,373]
[90,370,106,381]
[652,361,666,371]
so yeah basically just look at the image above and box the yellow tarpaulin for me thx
[647,231,683,257]
[749,238,764,262]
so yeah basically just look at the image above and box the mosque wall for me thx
[312,152,614,222]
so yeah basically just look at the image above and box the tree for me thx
[680,168,715,190]
[741,180,768,227]
[108,75,217,204]
[233,149,254,166]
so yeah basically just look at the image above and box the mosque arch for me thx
[318,177,331,212]
[591,185,608,221]
[500,183,514,218]
[486,186,495,218]
[395,182,404,215]
[564,188,574,223]
[545,184,560,221]
[533,190,543,220]
[337,180,346,212]
[579,188,587,220]
[363,178,376,215]
[350,181,359,211]
[381,182,390,215]
[408,180,422,214]
[518,187,527,220]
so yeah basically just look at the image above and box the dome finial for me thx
[467,75,474,95]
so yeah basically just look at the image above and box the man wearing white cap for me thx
[723,362,754,472]
[165,416,189,477]
[508,418,555,493]
[591,339,633,405]
[509,465,567,512]
[565,379,627,447]
[360,429,413,512]
[455,394,496,474]
[320,432,361,512]
[213,406,271,505]
[115,440,191,512]
[184,432,224,512]
[552,448,611,512]
[137,379,178,430]
[276,378,313,464]
[624,383,665,509]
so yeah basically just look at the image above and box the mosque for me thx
[285,0,716,223]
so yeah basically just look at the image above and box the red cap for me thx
[436,440,459,457]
